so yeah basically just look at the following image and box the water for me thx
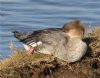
[0,0,100,59]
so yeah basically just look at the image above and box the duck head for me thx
[62,20,85,39]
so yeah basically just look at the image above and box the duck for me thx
[13,20,87,63]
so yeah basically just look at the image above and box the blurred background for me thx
[0,0,100,59]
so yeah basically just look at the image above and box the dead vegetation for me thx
[0,27,100,78]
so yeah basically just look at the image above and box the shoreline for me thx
[0,27,100,78]
[0,25,99,59]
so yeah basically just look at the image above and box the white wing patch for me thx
[23,44,31,51]
[23,41,42,51]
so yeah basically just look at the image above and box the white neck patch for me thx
[66,29,83,39]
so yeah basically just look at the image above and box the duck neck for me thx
[69,36,83,39]
[66,29,84,39]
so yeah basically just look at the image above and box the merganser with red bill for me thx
[13,20,87,63]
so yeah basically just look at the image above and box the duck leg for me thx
[23,44,35,54]
[26,48,35,54]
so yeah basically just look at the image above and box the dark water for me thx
[0,0,100,59]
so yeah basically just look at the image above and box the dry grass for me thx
[0,27,100,78]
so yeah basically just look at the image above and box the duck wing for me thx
[12,28,62,45]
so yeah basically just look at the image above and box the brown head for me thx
[62,20,85,39]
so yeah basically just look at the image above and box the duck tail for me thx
[12,31,21,39]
